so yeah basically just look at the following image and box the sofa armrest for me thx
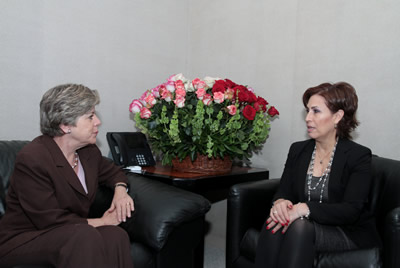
[0,140,30,217]
[384,207,400,268]
[226,179,280,268]
[90,173,211,252]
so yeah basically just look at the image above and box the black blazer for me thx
[274,138,381,248]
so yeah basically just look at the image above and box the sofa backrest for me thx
[369,156,400,237]
[0,140,30,216]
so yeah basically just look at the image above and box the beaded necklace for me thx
[71,152,79,169]
[307,139,338,203]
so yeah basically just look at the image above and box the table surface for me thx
[140,162,267,179]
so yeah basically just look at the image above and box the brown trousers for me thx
[0,224,133,268]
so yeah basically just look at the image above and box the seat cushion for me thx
[238,227,381,268]
[315,248,381,268]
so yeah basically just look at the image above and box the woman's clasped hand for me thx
[267,199,309,234]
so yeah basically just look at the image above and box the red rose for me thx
[243,105,256,120]
[225,79,237,89]
[257,96,268,106]
[234,85,249,102]
[267,106,279,117]
[238,90,249,102]
[212,80,228,94]
[256,97,268,112]
[247,92,257,103]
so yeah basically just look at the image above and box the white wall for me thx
[188,0,400,177]
[0,0,190,151]
[1,0,400,178]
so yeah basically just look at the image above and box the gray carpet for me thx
[204,234,225,268]
[204,200,226,268]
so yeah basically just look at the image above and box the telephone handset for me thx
[106,132,155,167]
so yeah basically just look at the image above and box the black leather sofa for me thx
[0,140,211,268]
[227,155,400,268]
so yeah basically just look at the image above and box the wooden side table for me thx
[135,162,269,202]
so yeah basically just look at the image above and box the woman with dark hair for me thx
[0,84,134,267]
[255,82,381,268]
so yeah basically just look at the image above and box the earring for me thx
[334,124,337,129]
[67,129,71,134]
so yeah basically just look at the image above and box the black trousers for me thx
[255,219,315,268]
[0,224,133,268]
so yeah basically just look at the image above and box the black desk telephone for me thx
[106,132,155,167]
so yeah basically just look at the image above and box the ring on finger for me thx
[273,210,278,214]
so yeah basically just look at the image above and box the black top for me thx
[274,138,381,249]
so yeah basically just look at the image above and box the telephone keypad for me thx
[136,154,147,165]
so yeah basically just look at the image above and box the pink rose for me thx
[165,81,175,92]
[192,78,201,88]
[139,91,148,103]
[144,93,156,108]
[198,81,207,90]
[174,96,186,108]
[158,84,167,95]
[129,99,143,113]
[161,89,173,102]
[168,73,177,81]
[175,80,185,91]
[140,107,151,119]
[224,88,235,100]
[196,88,206,99]
[192,78,207,91]
[227,105,237,115]
[175,88,186,98]
[202,94,213,106]
[213,91,225,104]
[151,86,161,98]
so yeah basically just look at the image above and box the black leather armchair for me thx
[226,156,400,268]
[0,140,211,268]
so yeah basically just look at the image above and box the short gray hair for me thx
[40,84,100,136]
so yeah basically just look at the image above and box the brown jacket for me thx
[0,135,128,257]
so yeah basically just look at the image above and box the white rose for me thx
[170,73,188,83]
[185,81,195,92]
[203,76,221,88]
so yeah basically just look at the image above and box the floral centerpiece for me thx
[129,73,279,169]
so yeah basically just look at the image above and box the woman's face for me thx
[70,108,101,147]
[305,94,341,142]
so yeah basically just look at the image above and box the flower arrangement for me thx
[129,73,279,166]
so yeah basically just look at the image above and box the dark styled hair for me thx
[40,84,100,136]
[302,82,359,139]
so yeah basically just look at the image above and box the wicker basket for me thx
[172,154,232,174]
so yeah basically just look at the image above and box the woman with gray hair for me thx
[0,84,134,267]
